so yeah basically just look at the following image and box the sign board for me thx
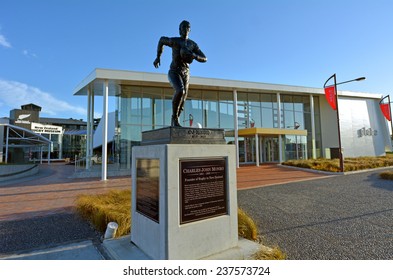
[180,158,228,224]
[136,158,160,223]
[31,122,63,134]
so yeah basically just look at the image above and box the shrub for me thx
[380,170,393,180]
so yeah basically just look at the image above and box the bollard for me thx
[104,222,118,239]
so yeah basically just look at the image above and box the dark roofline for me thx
[39,117,86,125]
[21,103,42,111]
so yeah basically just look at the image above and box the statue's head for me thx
[179,20,191,39]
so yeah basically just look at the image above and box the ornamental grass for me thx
[76,190,260,242]
[252,246,287,260]
[76,189,285,259]
[237,208,258,241]
[282,154,393,172]
[380,170,393,180]
[76,189,131,238]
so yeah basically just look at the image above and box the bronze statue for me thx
[154,20,207,127]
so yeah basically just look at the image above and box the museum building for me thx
[0,103,90,163]
[73,69,392,180]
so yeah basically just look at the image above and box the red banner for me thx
[324,85,337,110]
[380,103,391,121]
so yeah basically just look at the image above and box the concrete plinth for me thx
[131,144,238,260]
[141,127,227,145]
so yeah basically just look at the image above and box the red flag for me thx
[379,96,391,121]
[324,85,337,110]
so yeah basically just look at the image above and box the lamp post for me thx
[323,74,366,172]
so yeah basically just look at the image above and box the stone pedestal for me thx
[140,126,227,145]
[130,128,238,260]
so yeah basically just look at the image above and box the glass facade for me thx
[116,85,322,168]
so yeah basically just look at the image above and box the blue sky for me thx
[1,0,392,120]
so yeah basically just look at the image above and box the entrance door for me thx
[263,137,279,162]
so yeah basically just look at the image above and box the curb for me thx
[279,164,393,176]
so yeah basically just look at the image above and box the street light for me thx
[323,74,366,172]
[336,76,366,86]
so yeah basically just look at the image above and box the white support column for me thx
[277,92,283,163]
[40,146,43,164]
[86,86,91,169]
[5,126,9,163]
[0,124,4,163]
[102,80,109,181]
[48,142,51,165]
[233,89,239,168]
[255,133,259,166]
[90,88,95,166]
[59,132,63,159]
[310,94,317,159]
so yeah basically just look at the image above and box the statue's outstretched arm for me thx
[154,36,171,68]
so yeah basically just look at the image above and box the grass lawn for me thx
[76,189,286,260]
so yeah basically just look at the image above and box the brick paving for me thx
[0,162,327,222]
[0,163,130,222]
[237,164,328,190]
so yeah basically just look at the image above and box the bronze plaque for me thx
[180,158,228,224]
[136,159,160,223]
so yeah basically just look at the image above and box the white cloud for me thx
[0,34,11,48]
[0,79,87,118]
[22,49,37,58]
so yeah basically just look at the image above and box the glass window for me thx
[188,89,202,100]
[302,96,311,112]
[248,93,260,106]
[203,100,218,128]
[282,95,293,111]
[250,105,261,127]
[163,89,173,126]
[219,102,234,129]
[141,97,152,127]
[314,114,321,135]
[262,108,273,128]
[184,98,203,127]
[154,98,164,127]
[202,91,218,128]
[272,94,278,109]
[261,94,272,108]
[163,96,172,127]
[314,96,320,113]
[237,92,248,102]
[202,90,218,101]
[284,110,295,129]
[130,96,142,124]
[237,102,249,128]
[273,109,281,128]
[219,91,233,102]
[293,96,304,112]
[143,91,163,128]
[294,111,305,129]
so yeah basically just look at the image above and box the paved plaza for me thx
[1,162,392,259]
[238,168,393,259]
